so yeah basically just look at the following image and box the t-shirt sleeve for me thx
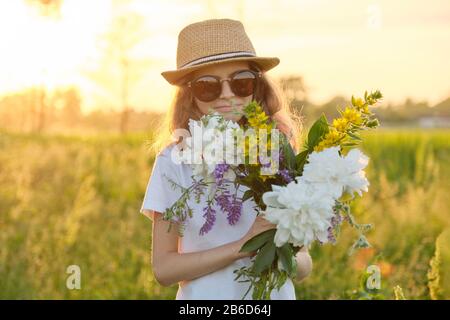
[140,151,183,221]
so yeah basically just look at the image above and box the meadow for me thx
[0,129,449,299]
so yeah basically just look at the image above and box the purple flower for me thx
[192,180,205,201]
[279,169,293,183]
[258,155,272,168]
[215,189,243,225]
[213,163,231,186]
[327,228,337,244]
[229,198,243,225]
[199,205,216,236]
[278,149,284,163]
[327,213,343,244]
[332,212,343,227]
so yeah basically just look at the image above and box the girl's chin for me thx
[200,110,243,122]
[221,114,243,122]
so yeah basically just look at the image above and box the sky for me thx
[0,0,449,113]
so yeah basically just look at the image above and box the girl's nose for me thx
[219,80,234,99]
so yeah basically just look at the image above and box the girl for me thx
[140,18,312,300]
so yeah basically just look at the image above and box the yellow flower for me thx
[248,111,269,129]
[342,107,362,125]
[361,104,370,114]
[314,142,327,152]
[314,128,345,152]
[333,118,349,132]
[326,128,344,142]
[353,97,364,108]
[243,134,258,158]
[243,101,281,178]
[248,118,260,128]
[352,96,373,114]
[244,102,276,159]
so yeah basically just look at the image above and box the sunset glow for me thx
[0,0,449,113]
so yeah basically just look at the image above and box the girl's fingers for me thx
[262,223,275,229]
[255,216,276,230]
[264,221,276,228]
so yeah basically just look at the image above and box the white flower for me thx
[224,128,246,165]
[262,180,335,247]
[260,146,371,248]
[301,146,369,198]
[175,113,243,180]
[204,113,221,131]
[223,168,236,181]
[203,138,224,167]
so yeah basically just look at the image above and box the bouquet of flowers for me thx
[162,90,383,299]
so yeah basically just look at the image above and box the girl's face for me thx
[189,61,254,122]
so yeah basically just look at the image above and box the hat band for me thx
[180,51,256,69]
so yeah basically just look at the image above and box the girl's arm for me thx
[150,210,252,287]
[295,246,313,281]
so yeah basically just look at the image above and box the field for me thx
[0,129,449,299]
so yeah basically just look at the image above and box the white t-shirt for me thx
[140,143,296,300]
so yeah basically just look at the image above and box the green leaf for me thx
[357,223,373,232]
[281,134,297,171]
[348,234,372,256]
[295,149,309,173]
[275,270,288,290]
[367,119,380,128]
[253,240,277,274]
[237,178,252,188]
[347,132,362,141]
[242,189,253,202]
[276,244,295,276]
[239,229,276,253]
[307,114,329,150]
[345,211,357,227]
[373,90,383,99]
[341,142,359,147]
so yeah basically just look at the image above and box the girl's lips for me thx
[214,106,233,111]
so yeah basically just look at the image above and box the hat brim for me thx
[161,56,280,85]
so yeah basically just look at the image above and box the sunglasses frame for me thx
[186,69,262,102]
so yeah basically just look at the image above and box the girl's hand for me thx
[237,216,277,258]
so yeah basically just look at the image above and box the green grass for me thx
[0,129,449,299]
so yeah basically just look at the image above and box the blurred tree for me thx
[52,87,82,127]
[279,76,307,102]
[0,87,46,132]
[315,96,349,122]
[24,0,63,132]
[84,1,151,134]
[278,75,308,108]
[433,98,450,117]
[374,98,431,124]
[36,84,47,133]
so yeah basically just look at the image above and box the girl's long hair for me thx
[149,61,302,155]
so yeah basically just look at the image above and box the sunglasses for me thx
[186,69,262,102]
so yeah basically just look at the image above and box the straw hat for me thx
[161,18,280,85]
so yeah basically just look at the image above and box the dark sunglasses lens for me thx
[231,71,257,97]
[192,76,221,102]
